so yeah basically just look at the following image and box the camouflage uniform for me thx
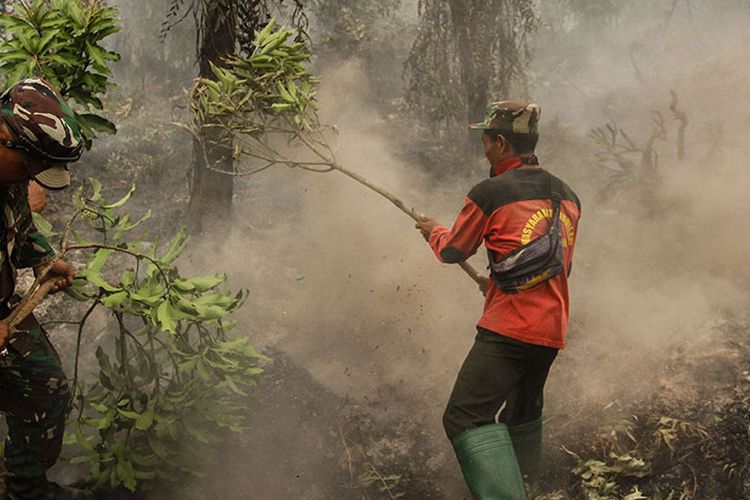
[0,182,70,480]
[0,79,83,497]
[0,78,82,190]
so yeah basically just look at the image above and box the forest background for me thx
[1,0,750,499]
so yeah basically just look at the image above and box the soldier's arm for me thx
[424,197,488,264]
[28,181,47,213]
[0,321,8,349]
[13,220,56,270]
[12,188,75,293]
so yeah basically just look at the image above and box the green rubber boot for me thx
[507,418,542,484]
[452,423,526,500]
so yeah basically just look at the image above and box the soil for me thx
[156,349,460,500]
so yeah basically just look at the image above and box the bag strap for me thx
[549,171,563,212]
[487,170,565,267]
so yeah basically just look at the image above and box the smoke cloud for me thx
[51,0,750,497]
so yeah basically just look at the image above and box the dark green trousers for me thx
[443,328,557,442]
[0,311,71,478]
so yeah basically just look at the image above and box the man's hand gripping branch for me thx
[415,215,440,241]
[415,215,489,296]
[34,258,75,295]
[0,259,75,352]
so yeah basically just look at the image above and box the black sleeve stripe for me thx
[440,246,466,263]
[467,168,580,216]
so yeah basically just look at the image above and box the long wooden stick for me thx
[6,280,57,329]
[0,280,57,356]
[329,161,484,285]
[260,130,483,286]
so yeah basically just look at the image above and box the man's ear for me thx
[0,121,14,144]
[495,133,508,151]
[497,134,516,156]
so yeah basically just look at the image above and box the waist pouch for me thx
[488,173,564,294]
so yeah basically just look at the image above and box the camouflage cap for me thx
[0,78,83,189]
[469,100,541,135]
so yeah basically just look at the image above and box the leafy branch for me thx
[0,0,121,146]
[32,179,263,492]
[179,19,483,285]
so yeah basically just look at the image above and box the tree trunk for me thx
[187,1,238,236]
[448,0,492,145]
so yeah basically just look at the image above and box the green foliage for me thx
[235,0,308,56]
[190,18,318,135]
[161,0,308,57]
[0,0,121,146]
[181,17,329,177]
[565,415,709,500]
[38,179,264,492]
[358,467,405,498]
[571,455,650,499]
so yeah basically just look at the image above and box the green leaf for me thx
[132,469,156,480]
[120,269,135,287]
[256,18,277,44]
[101,290,128,309]
[90,402,109,414]
[190,303,229,321]
[196,359,212,381]
[134,406,155,431]
[92,411,114,430]
[87,248,112,272]
[37,28,61,53]
[70,454,96,465]
[192,293,238,307]
[130,276,165,305]
[129,451,159,468]
[84,40,107,69]
[156,301,176,333]
[173,274,226,293]
[0,15,36,32]
[64,279,96,301]
[31,212,56,238]
[271,103,293,112]
[227,378,248,397]
[87,177,103,202]
[102,184,136,209]
[77,113,116,135]
[160,227,189,264]
[117,408,139,420]
[75,424,95,452]
[116,458,137,492]
[95,346,120,390]
[83,268,119,292]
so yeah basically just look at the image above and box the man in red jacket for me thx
[417,101,581,499]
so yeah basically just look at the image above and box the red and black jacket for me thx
[428,156,581,349]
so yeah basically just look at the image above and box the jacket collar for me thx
[490,155,539,177]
